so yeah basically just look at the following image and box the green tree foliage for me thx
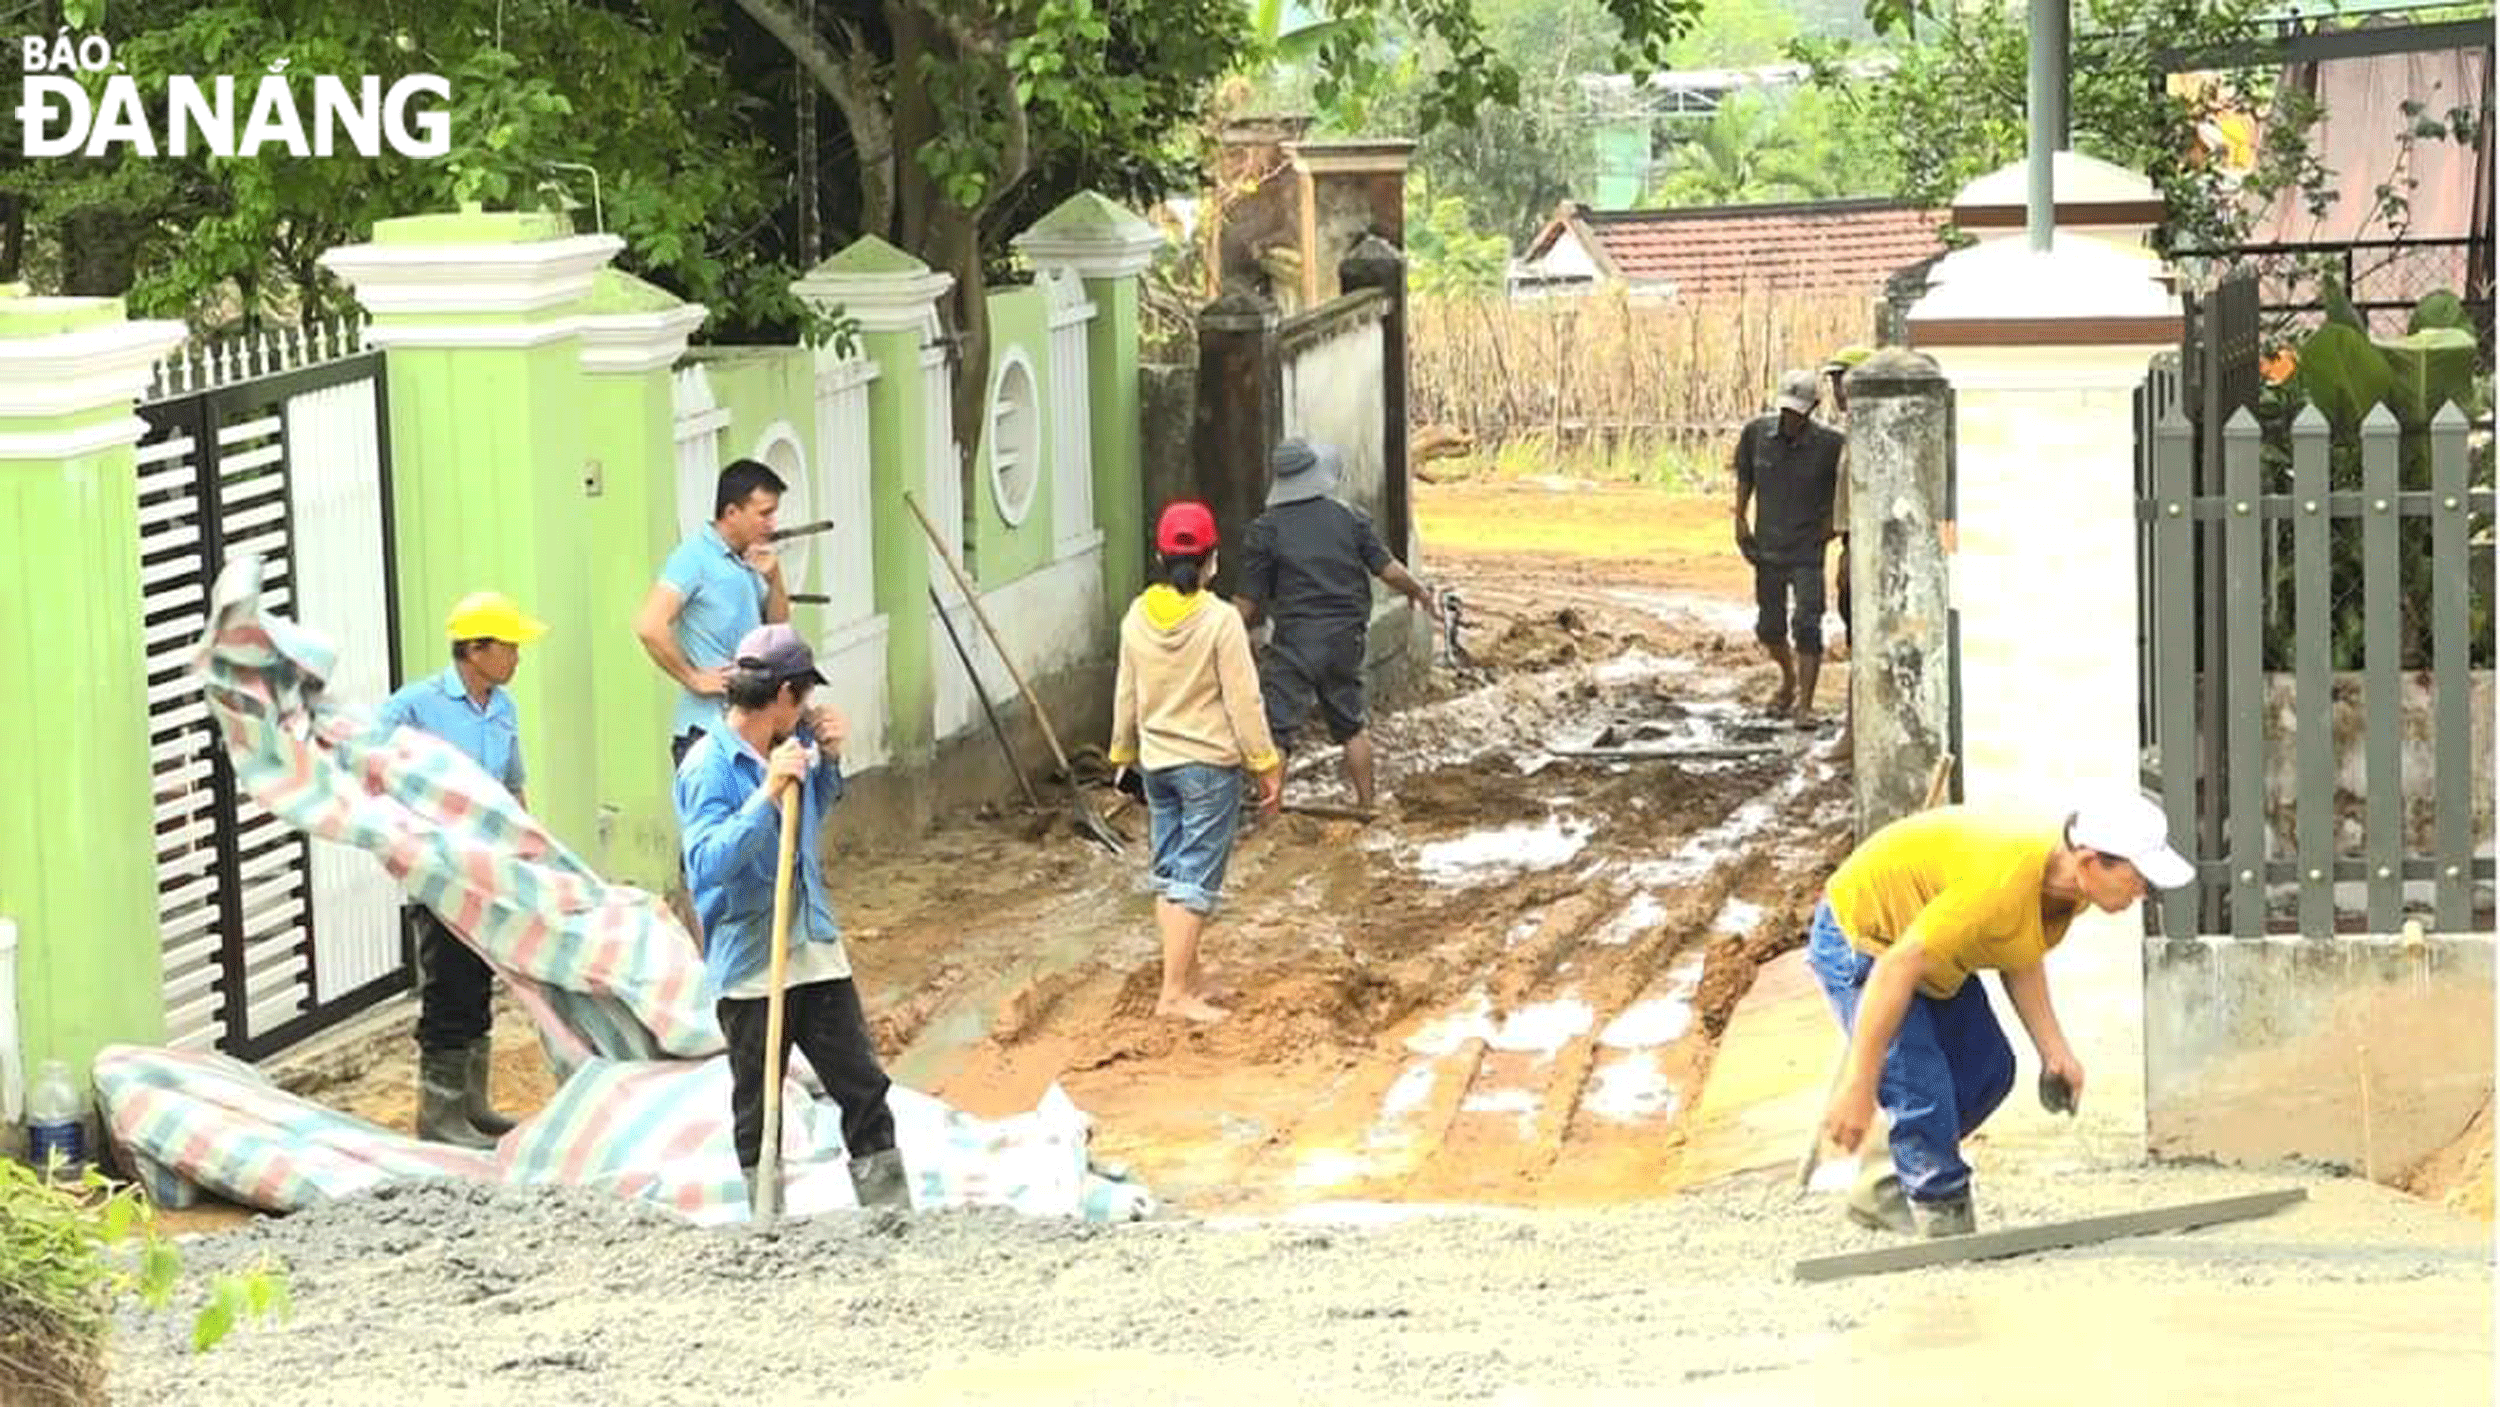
[1405,172,1510,296]
[1644,89,1862,206]
[1,0,805,336]
[1790,0,2334,250]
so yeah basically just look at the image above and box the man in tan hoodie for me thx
[1108,501,1284,1022]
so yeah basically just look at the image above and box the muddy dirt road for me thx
[848,571,1850,1214]
[116,485,2491,1403]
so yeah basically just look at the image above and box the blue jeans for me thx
[1805,900,2015,1202]
[1144,763,1244,916]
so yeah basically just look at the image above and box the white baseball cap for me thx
[2069,793,2195,889]
[1775,368,1820,415]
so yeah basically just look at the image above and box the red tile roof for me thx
[1528,199,1947,296]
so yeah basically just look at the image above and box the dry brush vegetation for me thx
[1410,287,1872,486]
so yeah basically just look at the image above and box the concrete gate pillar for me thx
[320,209,624,858]
[0,293,186,1110]
[574,272,708,889]
[1011,191,1165,616]
[1906,216,2182,1159]
[792,238,956,774]
[1843,348,1954,840]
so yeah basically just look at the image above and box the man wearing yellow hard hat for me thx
[376,590,548,1148]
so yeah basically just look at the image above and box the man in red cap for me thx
[1107,501,1281,1021]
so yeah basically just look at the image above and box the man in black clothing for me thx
[1732,369,1847,726]
[1236,439,1440,812]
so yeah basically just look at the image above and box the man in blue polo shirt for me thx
[675,623,908,1215]
[634,459,793,768]
[377,590,546,1148]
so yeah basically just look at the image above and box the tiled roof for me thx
[1529,199,1948,296]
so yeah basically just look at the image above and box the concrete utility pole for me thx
[2026,0,2071,252]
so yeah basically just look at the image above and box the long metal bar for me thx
[2290,410,2335,938]
[1793,1188,2308,1283]
[2025,0,2067,253]
[2429,406,2473,931]
[2360,409,2404,931]
[2221,410,2266,936]
[2151,397,2198,940]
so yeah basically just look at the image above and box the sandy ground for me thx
[116,1166,2488,1405]
[113,482,2494,1400]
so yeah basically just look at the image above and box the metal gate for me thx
[2135,272,2497,938]
[137,331,405,1059]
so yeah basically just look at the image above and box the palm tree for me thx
[1647,92,1842,207]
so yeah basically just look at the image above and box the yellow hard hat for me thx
[445,591,547,644]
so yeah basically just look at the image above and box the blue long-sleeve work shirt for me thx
[673,718,847,998]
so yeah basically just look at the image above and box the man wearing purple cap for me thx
[673,622,908,1212]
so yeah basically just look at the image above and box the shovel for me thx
[904,492,1124,856]
[752,784,802,1226]
[930,584,1044,815]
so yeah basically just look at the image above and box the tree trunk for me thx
[0,195,24,283]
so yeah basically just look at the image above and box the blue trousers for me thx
[1805,901,2015,1201]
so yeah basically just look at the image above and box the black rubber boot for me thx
[1913,1190,1978,1238]
[463,1038,517,1136]
[850,1148,911,1211]
[416,1048,495,1150]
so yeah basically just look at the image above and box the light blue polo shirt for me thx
[378,665,525,795]
[658,524,768,738]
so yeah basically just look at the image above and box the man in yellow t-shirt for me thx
[1811,793,2194,1237]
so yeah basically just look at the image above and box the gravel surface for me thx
[114,1162,2488,1405]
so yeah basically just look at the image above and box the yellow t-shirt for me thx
[1825,807,2077,999]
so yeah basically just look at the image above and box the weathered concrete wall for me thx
[1843,348,1952,840]
[2145,934,2494,1180]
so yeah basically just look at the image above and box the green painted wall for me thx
[382,340,600,855]
[970,288,1054,588]
[1085,275,1147,616]
[857,327,939,764]
[690,348,818,482]
[579,367,680,889]
[0,438,167,1085]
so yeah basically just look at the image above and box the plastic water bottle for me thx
[27,1058,83,1176]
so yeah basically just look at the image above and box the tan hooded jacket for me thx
[1107,586,1281,774]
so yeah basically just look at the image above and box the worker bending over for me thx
[1813,793,2192,1237]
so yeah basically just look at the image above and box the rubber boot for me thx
[739,1164,765,1217]
[849,1148,911,1211]
[416,1048,496,1150]
[1912,1190,1977,1238]
[463,1038,517,1136]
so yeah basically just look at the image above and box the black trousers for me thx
[1752,556,1828,655]
[410,908,493,1054]
[717,979,897,1170]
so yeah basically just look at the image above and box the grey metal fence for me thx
[2140,389,2495,938]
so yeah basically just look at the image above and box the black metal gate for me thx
[137,341,405,1060]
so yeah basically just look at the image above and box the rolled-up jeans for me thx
[1805,900,2015,1202]
[1143,762,1244,916]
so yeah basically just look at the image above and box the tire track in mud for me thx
[840,595,1856,1213]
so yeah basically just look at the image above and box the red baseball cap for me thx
[1157,500,1218,554]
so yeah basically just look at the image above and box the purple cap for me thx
[733,623,825,685]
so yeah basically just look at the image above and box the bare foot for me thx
[1791,704,1819,730]
[1154,995,1230,1023]
[1763,681,1795,716]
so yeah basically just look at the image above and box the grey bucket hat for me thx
[1266,438,1343,507]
